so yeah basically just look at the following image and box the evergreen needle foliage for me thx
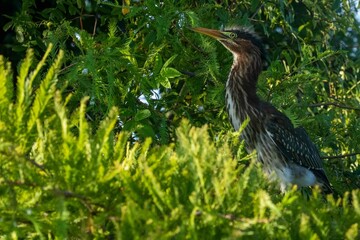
[0,0,359,238]
[0,50,359,238]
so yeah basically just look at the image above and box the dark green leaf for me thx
[156,75,171,88]
[135,109,151,121]
[153,53,163,74]
[161,68,182,79]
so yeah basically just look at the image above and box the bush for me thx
[0,48,359,238]
[0,0,359,238]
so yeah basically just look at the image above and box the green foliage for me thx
[0,51,359,238]
[1,0,360,238]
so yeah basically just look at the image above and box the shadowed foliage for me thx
[0,0,359,238]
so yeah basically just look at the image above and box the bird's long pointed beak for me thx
[191,27,226,40]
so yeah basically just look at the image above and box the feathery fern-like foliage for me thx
[0,51,360,238]
[0,0,359,238]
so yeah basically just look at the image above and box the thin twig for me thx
[195,210,270,223]
[250,3,265,20]
[308,102,360,111]
[321,152,360,160]
[70,14,96,21]
[27,158,47,172]
[79,9,83,30]
[180,70,196,77]
[59,62,78,74]
[218,213,271,223]
[53,189,87,199]
[0,149,47,173]
[92,15,98,36]
[6,180,36,187]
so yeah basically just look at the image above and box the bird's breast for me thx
[225,87,262,154]
[225,87,259,132]
[226,89,241,131]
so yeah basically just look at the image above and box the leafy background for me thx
[0,0,359,238]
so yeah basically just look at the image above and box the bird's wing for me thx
[265,113,323,170]
[265,112,332,192]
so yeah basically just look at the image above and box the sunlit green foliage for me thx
[0,0,359,238]
[0,48,359,238]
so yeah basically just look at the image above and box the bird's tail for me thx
[321,182,334,195]
[312,169,335,195]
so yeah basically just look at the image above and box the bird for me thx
[191,26,333,194]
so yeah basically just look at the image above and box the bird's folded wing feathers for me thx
[266,115,323,170]
[266,114,333,192]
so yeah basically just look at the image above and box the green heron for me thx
[192,26,333,193]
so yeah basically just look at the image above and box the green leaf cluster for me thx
[0,50,359,238]
[1,0,360,238]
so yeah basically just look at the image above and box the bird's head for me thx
[191,27,266,66]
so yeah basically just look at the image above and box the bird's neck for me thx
[226,55,262,130]
[228,55,262,106]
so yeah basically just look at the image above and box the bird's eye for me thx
[229,32,237,39]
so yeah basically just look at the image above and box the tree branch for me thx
[59,62,78,74]
[250,3,265,20]
[309,102,360,111]
[321,152,360,160]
